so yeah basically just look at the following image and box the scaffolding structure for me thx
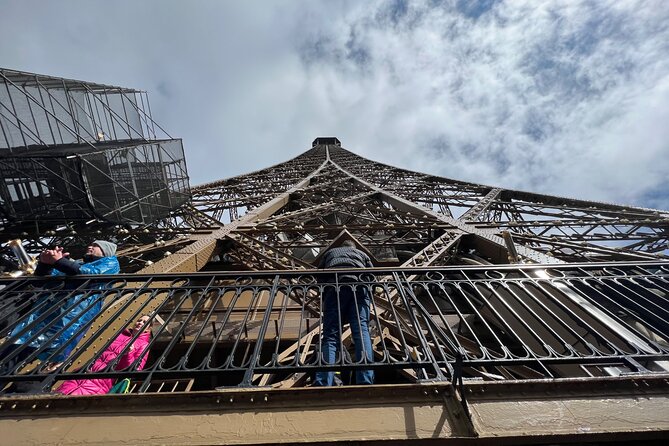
[0,68,190,239]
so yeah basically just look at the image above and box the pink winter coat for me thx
[57,329,151,396]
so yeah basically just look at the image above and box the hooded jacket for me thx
[57,329,150,396]
[9,255,120,362]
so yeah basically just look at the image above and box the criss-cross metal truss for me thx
[1,131,667,316]
[179,137,668,273]
[138,136,669,387]
[3,133,666,273]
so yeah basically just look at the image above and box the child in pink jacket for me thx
[56,316,152,396]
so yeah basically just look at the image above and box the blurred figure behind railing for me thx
[56,315,153,396]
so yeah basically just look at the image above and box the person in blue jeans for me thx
[314,240,374,386]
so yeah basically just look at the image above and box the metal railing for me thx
[1,262,668,394]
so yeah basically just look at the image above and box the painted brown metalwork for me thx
[2,69,669,444]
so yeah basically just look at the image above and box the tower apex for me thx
[312,137,341,147]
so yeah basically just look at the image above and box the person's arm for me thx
[35,247,67,275]
[354,249,373,268]
[33,262,54,276]
[132,333,151,371]
[52,258,81,275]
[362,250,373,268]
[318,252,328,269]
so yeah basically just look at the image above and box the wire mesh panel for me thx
[0,68,153,151]
[81,140,190,222]
[0,140,190,226]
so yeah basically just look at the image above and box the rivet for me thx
[229,397,234,403]
[11,404,16,410]
[263,395,268,402]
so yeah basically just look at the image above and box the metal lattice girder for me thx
[152,139,664,278]
[190,146,327,223]
[324,144,668,260]
[155,142,556,274]
[3,136,667,279]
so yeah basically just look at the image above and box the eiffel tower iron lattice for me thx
[139,136,668,276]
[2,136,668,374]
[3,69,669,445]
[129,136,668,386]
[1,136,669,444]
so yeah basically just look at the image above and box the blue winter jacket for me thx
[10,256,120,362]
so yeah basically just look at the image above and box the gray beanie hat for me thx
[93,240,117,257]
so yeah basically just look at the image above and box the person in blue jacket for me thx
[1,240,119,380]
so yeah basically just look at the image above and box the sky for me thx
[1,0,668,210]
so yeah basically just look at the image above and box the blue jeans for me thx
[314,284,374,386]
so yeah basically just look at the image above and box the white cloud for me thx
[1,0,667,209]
